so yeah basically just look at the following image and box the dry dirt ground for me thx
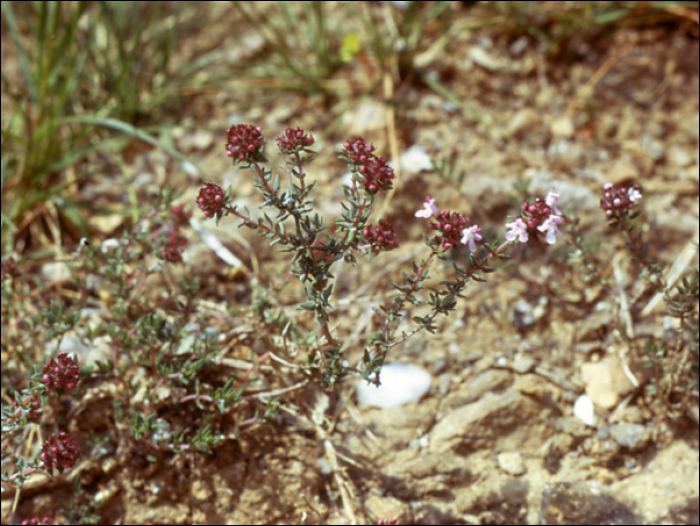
[3,3,699,525]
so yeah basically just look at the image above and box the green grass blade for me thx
[1,2,37,101]
[62,116,210,179]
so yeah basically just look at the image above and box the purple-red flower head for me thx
[161,228,188,263]
[341,137,377,165]
[361,156,395,193]
[226,124,265,163]
[196,182,229,220]
[41,431,80,474]
[42,353,80,392]
[1,257,20,280]
[416,197,482,252]
[506,191,565,246]
[429,211,472,250]
[600,182,642,220]
[341,137,395,194]
[276,127,315,154]
[363,221,399,254]
[20,515,53,525]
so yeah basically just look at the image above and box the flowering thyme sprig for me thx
[339,137,396,194]
[2,353,82,491]
[198,126,400,386]
[599,181,663,289]
[160,227,188,263]
[506,189,566,246]
[362,190,570,383]
[206,130,580,388]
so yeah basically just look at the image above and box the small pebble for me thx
[498,452,526,475]
[357,363,432,409]
[574,394,596,427]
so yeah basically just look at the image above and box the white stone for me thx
[498,452,526,475]
[468,46,503,71]
[399,145,433,175]
[357,363,432,409]
[574,394,596,427]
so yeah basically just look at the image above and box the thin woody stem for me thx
[224,205,293,245]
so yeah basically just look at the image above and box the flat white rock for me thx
[399,145,433,175]
[574,394,596,427]
[356,363,432,409]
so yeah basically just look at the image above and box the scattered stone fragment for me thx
[429,388,541,454]
[510,36,529,56]
[575,310,613,342]
[608,422,648,450]
[551,117,574,138]
[364,495,412,525]
[506,108,540,138]
[399,144,434,175]
[511,353,536,374]
[573,394,596,427]
[581,354,637,410]
[356,363,432,409]
[468,46,503,71]
[497,452,526,476]
[667,144,692,167]
[540,481,640,525]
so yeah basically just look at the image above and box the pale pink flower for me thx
[603,181,614,190]
[415,196,439,218]
[460,225,483,252]
[537,215,563,245]
[546,188,562,215]
[505,217,529,243]
[628,187,642,202]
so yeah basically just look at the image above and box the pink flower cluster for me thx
[42,352,80,392]
[276,127,315,154]
[169,204,192,227]
[505,189,564,246]
[341,137,395,194]
[415,196,482,251]
[20,515,52,525]
[226,124,265,162]
[363,221,399,254]
[40,431,81,474]
[1,256,20,280]
[600,182,642,219]
[416,189,566,251]
[196,181,228,219]
[161,228,188,263]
